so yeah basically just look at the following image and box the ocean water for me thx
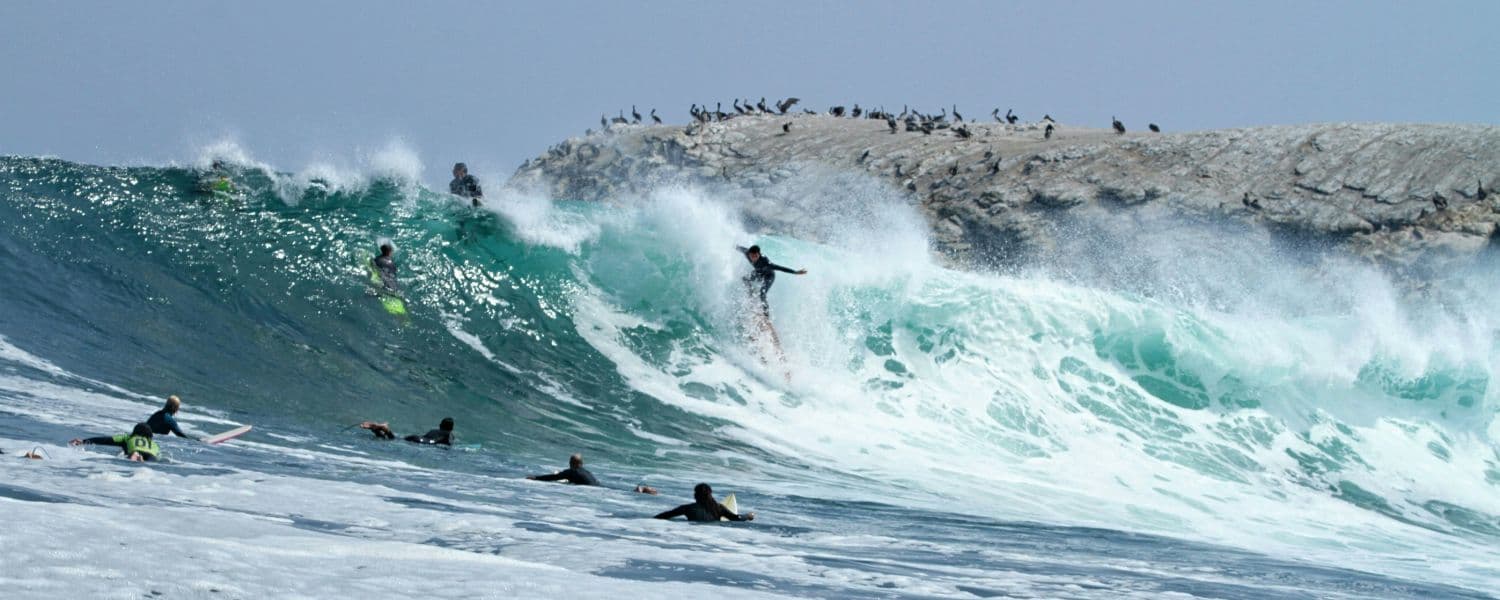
[0,149,1497,599]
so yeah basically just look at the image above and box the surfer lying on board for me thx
[653,483,754,522]
[146,395,198,441]
[360,417,454,446]
[526,453,660,494]
[372,244,399,291]
[198,159,235,196]
[737,245,806,358]
[70,423,160,462]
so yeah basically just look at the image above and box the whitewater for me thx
[1,144,1497,599]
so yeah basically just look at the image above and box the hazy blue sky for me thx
[2,1,1495,185]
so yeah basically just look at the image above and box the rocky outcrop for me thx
[509,116,1500,273]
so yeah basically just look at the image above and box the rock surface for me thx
[509,116,1500,274]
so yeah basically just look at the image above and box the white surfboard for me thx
[203,425,252,445]
[720,493,738,521]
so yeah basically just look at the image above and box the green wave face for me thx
[2,155,1498,555]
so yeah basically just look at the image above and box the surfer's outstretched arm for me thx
[769,262,805,275]
[359,421,396,440]
[720,503,755,521]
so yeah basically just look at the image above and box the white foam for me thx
[186,137,430,206]
[550,186,1500,593]
[487,186,601,252]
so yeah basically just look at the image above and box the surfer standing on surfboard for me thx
[737,245,806,361]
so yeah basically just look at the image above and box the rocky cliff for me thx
[508,115,1500,274]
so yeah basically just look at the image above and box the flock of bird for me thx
[599,105,663,128]
[593,98,1161,140]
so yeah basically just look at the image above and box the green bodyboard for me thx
[380,295,407,316]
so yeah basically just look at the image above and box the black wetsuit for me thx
[146,409,192,439]
[737,246,797,314]
[532,467,599,486]
[450,174,483,206]
[373,254,398,291]
[654,500,748,522]
[405,428,452,446]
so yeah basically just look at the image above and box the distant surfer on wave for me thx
[449,162,484,207]
[737,245,806,361]
[527,452,660,494]
[70,423,160,462]
[653,483,753,522]
[201,159,235,197]
[359,417,454,446]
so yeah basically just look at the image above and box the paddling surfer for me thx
[146,395,198,441]
[144,393,198,441]
[653,483,753,522]
[70,423,161,462]
[526,453,659,494]
[359,417,454,446]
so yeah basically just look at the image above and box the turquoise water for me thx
[1,154,1497,597]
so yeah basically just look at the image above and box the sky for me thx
[1,0,1496,185]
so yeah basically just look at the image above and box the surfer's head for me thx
[746,245,761,260]
[693,483,714,504]
[569,453,584,469]
[452,162,467,177]
[380,244,393,257]
[165,395,181,414]
[132,423,154,438]
[439,417,454,432]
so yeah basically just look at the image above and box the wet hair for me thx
[453,162,467,172]
[747,245,761,255]
[439,417,454,431]
[165,395,181,413]
[132,423,154,438]
[693,483,713,503]
[380,244,393,255]
[569,453,583,468]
